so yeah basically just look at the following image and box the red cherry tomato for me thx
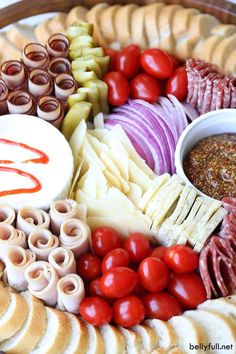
[138,257,169,292]
[164,245,199,273]
[91,227,122,257]
[104,48,118,71]
[142,292,182,320]
[166,66,188,101]
[100,267,138,299]
[140,49,174,79]
[104,71,130,106]
[76,253,101,282]
[123,233,151,263]
[101,248,130,273]
[79,296,113,326]
[151,246,168,261]
[89,278,104,297]
[130,73,160,103]
[113,295,145,327]
[168,273,207,309]
[169,54,180,70]
[115,44,141,79]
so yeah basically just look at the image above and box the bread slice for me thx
[0,290,28,342]
[198,298,236,321]
[31,307,71,354]
[224,49,236,75]
[0,283,10,318]
[48,13,67,34]
[64,313,89,354]
[151,349,166,354]
[169,315,204,354]
[131,324,159,352]
[35,20,53,44]
[144,2,165,48]
[99,324,126,354]
[82,319,105,354]
[99,5,121,46]
[114,4,138,48]
[131,6,149,49]
[66,5,88,27]
[211,24,236,37]
[184,309,236,354]
[6,24,36,50]
[0,262,4,278]
[0,291,46,353]
[172,8,200,40]
[193,35,226,63]
[118,326,143,354]
[168,349,185,354]
[211,34,236,69]
[0,34,21,62]
[145,319,177,350]
[86,3,109,48]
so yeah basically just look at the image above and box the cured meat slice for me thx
[222,197,236,213]
[17,206,50,237]
[36,96,64,129]
[0,79,9,115]
[28,229,59,261]
[54,74,77,102]
[28,69,53,98]
[230,77,236,108]
[22,43,49,70]
[1,60,27,90]
[0,204,15,225]
[46,33,70,58]
[0,224,26,262]
[48,247,76,277]
[7,91,36,115]
[57,273,85,314]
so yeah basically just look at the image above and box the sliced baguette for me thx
[48,13,67,34]
[198,298,236,321]
[144,2,165,48]
[0,262,4,278]
[169,316,204,354]
[100,5,121,46]
[151,349,166,354]
[211,34,236,69]
[64,313,89,354]
[31,307,71,354]
[0,34,21,62]
[99,323,126,354]
[86,3,109,48]
[6,24,36,50]
[172,8,200,40]
[114,4,138,48]
[193,35,226,63]
[0,291,46,353]
[83,319,105,354]
[35,20,53,44]
[0,290,28,342]
[211,24,236,37]
[224,49,236,75]
[168,349,185,354]
[118,326,143,354]
[132,324,159,352]
[0,283,10,318]
[66,5,88,27]
[145,319,177,350]
[131,6,148,49]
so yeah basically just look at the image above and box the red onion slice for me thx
[22,43,49,70]
[28,69,53,98]
[46,33,70,58]
[37,96,64,128]
[48,57,71,78]
[7,90,36,115]
[0,78,9,115]
[1,60,27,90]
[54,74,77,101]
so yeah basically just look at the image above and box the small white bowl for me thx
[175,109,236,201]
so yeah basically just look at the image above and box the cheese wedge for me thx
[114,4,138,48]
[145,2,165,48]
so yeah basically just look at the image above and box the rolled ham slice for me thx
[25,261,59,306]
[22,43,49,70]
[49,199,86,235]
[46,33,70,58]
[59,218,91,258]
[0,79,9,115]
[48,57,71,78]
[17,206,50,237]
[0,224,27,262]
[4,245,36,291]
[28,69,53,98]
[57,273,85,314]
[37,96,64,129]
[7,90,36,115]
[54,74,77,101]
[1,60,27,90]
[28,229,59,261]
[48,247,76,277]
[0,204,16,225]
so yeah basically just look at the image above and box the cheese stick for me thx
[48,247,76,277]
[17,206,50,237]
[0,204,16,225]
[0,224,27,262]
[57,273,85,314]
[28,229,59,261]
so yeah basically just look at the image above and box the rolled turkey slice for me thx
[28,229,59,261]
[7,90,36,115]
[57,273,85,314]
[0,78,9,115]
[48,57,71,78]
[37,96,64,129]
[25,260,59,306]
[22,43,49,70]
[54,74,77,102]
[1,60,27,90]
[48,246,76,277]
[49,199,87,235]
[4,245,36,291]
[0,204,15,225]
[0,224,27,262]
[59,218,90,258]
[17,206,50,237]
[46,33,70,58]
[28,68,53,98]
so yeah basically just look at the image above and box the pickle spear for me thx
[84,80,109,114]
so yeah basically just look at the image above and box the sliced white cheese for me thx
[69,120,87,162]
[128,159,153,192]
[127,182,143,208]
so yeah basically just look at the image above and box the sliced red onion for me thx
[181,101,200,121]
[22,43,49,70]
[1,60,27,90]
[54,73,77,101]
[0,79,9,115]
[28,69,53,98]
[46,33,70,58]
[48,57,71,78]
[7,90,36,115]
[37,96,64,128]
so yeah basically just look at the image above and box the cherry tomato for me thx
[79,296,113,326]
[115,45,141,79]
[76,253,101,282]
[104,71,130,106]
[140,49,174,79]
[100,267,138,299]
[168,273,207,309]
[138,257,169,292]
[101,248,130,273]
[104,48,118,71]
[113,295,145,327]
[151,246,168,261]
[123,233,151,263]
[164,245,199,273]
[142,292,182,320]
[169,54,180,70]
[166,66,188,101]
[130,73,160,103]
[91,227,122,257]
[89,278,104,297]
